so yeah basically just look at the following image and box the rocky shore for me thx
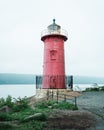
[0,90,104,130]
[77,91,104,130]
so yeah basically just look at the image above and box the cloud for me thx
[0,0,104,77]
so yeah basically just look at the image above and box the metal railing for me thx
[46,89,77,107]
[36,75,73,90]
[41,28,68,38]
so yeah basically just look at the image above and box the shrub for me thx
[0,95,14,108]
[0,113,12,121]
[35,100,78,110]
[92,87,99,91]
[35,101,48,109]
[0,96,30,113]
[0,123,13,130]
[35,100,57,110]
[85,87,99,92]
[32,121,46,130]
[13,97,29,112]
[5,95,14,107]
[21,121,46,130]
[47,100,57,106]
[100,86,104,91]
[0,97,5,107]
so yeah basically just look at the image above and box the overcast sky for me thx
[0,0,104,77]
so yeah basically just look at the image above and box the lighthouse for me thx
[41,19,68,89]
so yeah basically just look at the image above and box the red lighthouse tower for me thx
[41,19,68,89]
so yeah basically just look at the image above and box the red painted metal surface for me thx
[41,20,68,89]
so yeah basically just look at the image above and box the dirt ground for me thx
[44,109,96,130]
[30,91,104,130]
[44,91,104,130]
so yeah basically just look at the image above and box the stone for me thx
[23,113,42,122]
[48,106,52,109]
[0,106,12,113]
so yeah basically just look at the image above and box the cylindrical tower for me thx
[41,19,68,89]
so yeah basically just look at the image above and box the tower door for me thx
[49,76,57,89]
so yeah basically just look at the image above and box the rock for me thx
[53,103,58,106]
[48,106,52,109]
[0,106,12,113]
[23,113,43,122]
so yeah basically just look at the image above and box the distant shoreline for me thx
[0,73,104,84]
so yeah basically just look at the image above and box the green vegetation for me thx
[0,95,13,108]
[55,102,78,110]
[84,86,104,92]
[100,86,104,91]
[0,112,12,121]
[35,100,78,110]
[0,96,78,130]
[0,123,13,130]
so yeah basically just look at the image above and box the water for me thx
[0,84,36,99]
[0,84,103,99]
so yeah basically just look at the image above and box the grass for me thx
[55,102,78,110]
[35,100,78,110]
[0,96,78,130]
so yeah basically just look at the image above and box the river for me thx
[0,84,103,99]
[0,84,36,99]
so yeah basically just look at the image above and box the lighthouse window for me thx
[52,51,54,56]
[50,50,57,60]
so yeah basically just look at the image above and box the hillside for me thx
[0,73,35,84]
[73,76,104,84]
[0,73,104,84]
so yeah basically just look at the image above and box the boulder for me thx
[23,113,43,122]
[48,106,52,109]
[0,106,12,113]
